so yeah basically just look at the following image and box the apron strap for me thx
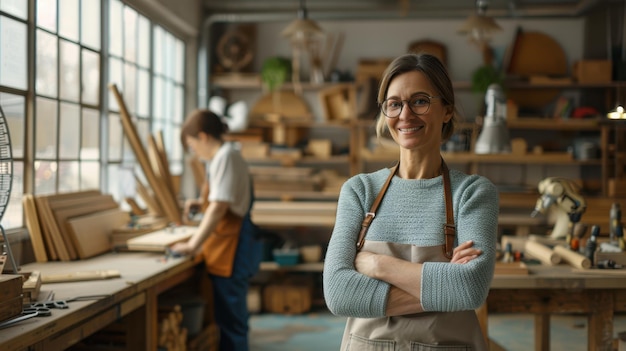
[441,160,456,259]
[356,160,456,260]
[356,163,399,250]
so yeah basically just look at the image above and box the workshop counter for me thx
[0,252,197,351]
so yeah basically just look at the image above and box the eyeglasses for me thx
[380,94,442,118]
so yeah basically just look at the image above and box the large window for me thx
[0,0,186,231]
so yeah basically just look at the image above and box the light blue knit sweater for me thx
[323,166,499,318]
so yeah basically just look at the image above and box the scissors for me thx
[0,307,51,329]
[29,294,111,309]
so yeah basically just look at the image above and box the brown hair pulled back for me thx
[180,109,229,151]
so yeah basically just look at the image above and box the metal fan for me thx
[0,105,17,273]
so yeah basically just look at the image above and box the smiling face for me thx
[384,70,452,154]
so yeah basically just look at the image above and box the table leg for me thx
[588,290,614,351]
[535,313,550,351]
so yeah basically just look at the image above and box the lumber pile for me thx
[159,305,188,351]
[109,84,181,225]
[23,190,131,261]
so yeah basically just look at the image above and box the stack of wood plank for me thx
[0,274,24,323]
[158,305,188,351]
[23,190,130,262]
[109,84,181,225]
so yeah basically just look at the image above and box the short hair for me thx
[375,53,458,142]
[180,109,228,151]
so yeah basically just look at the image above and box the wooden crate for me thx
[263,277,313,314]
[573,60,612,83]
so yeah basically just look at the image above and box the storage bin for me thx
[573,60,612,83]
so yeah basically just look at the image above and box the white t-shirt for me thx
[207,142,251,217]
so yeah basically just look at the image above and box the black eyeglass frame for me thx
[380,94,443,118]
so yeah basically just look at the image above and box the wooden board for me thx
[66,208,131,259]
[495,261,529,275]
[41,269,121,283]
[51,194,119,258]
[126,226,196,252]
[22,194,48,262]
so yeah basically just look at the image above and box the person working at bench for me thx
[171,109,262,351]
[323,53,499,350]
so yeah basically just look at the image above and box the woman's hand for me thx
[170,241,195,256]
[451,240,482,264]
[354,251,380,278]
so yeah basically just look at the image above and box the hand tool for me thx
[0,307,51,329]
[29,294,111,309]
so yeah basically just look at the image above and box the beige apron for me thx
[340,161,488,351]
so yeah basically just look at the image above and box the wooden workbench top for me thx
[491,264,626,289]
[0,252,195,350]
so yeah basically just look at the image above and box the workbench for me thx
[0,252,198,351]
[488,265,626,351]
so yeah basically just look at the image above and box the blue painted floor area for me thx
[250,310,626,351]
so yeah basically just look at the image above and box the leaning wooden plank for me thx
[126,226,196,252]
[34,196,69,261]
[154,131,176,197]
[136,174,164,216]
[53,195,120,257]
[37,190,102,261]
[66,208,131,259]
[108,84,181,224]
[147,134,177,208]
[49,193,118,254]
[22,194,48,262]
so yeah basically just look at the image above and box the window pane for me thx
[81,107,99,160]
[137,15,150,68]
[59,0,79,41]
[0,93,25,158]
[136,118,149,147]
[107,164,134,210]
[108,0,123,57]
[1,161,23,229]
[108,57,122,110]
[59,40,80,102]
[137,69,149,117]
[175,39,184,83]
[58,161,79,192]
[35,97,58,159]
[164,32,174,79]
[80,0,100,50]
[108,113,122,161]
[81,49,100,105]
[123,7,137,63]
[124,63,137,114]
[174,85,184,123]
[36,0,57,33]
[34,161,57,195]
[122,137,134,163]
[0,16,28,90]
[152,76,163,120]
[164,80,173,123]
[0,0,27,19]
[36,29,58,97]
[59,102,80,159]
[80,161,99,189]
[153,26,163,75]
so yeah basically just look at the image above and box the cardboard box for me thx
[573,60,612,83]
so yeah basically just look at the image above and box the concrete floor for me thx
[249,310,626,350]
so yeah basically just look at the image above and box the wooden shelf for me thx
[259,261,324,272]
[507,118,601,131]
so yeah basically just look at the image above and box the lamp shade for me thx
[281,18,323,39]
